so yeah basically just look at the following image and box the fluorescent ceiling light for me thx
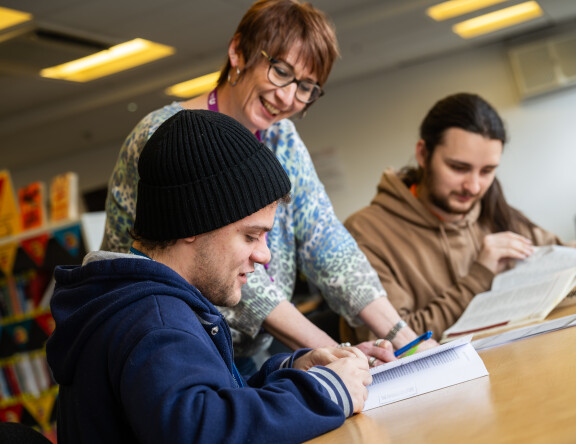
[165,72,220,98]
[40,38,175,82]
[427,0,510,21]
[0,7,32,31]
[453,1,543,39]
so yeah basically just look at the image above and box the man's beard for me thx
[192,240,238,308]
[423,169,480,216]
[428,190,479,215]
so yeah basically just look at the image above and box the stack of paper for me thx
[472,314,576,350]
[363,335,488,411]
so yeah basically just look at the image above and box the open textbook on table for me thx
[363,335,487,411]
[442,245,576,342]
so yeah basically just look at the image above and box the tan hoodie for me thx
[345,169,562,341]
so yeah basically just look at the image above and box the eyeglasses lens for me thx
[268,62,319,103]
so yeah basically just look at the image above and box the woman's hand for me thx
[353,339,396,368]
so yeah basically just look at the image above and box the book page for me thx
[364,335,488,410]
[492,245,576,291]
[443,267,576,338]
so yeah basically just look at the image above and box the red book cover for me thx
[18,181,46,231]
[6,275,23,316]
[26,270,51,310]
[3,362,22,397]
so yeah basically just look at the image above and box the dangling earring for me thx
[295,106,308,120]
[227,67,241,87]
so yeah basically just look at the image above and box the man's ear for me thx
[228,35,244,69]
[182,236,197,245]
[415,139,428,169]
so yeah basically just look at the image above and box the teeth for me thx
[262,99,280,115]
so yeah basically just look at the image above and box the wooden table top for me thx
[305,305,576,444]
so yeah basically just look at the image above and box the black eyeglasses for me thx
[261,50,323,104]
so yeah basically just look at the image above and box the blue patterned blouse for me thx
[101,102,386,356]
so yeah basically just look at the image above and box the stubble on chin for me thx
[429,191,480,216]
[207,285,242,308]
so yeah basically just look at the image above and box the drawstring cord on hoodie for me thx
[438,220,481,284]
[438,225,459,284]
[410,183,461,284]
[466,219,481,253]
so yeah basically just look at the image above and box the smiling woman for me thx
[101,0,426,379]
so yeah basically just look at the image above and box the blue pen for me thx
[394,331,433,357]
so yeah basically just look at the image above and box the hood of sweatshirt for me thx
[372,168,482,232]
[46,251,223,385]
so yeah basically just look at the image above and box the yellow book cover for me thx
[0,170,21,238]
[50,172,79,223]
[18,181,47,231]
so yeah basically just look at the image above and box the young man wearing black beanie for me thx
[46,110,372,444]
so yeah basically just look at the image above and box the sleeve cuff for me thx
[307,366,353,418]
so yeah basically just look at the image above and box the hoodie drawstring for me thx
[438,224,459,283]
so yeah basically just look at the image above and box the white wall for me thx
[296,43,576,242]
[10,40,576,242]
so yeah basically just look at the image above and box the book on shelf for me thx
[0,351,55,400]
[0,170,21,238]
[442,245,576,342]
[29,351,52,393]
[18,181,47,231]
[13,353,41,398]
[2,360,22,397]
[50,172,79,223]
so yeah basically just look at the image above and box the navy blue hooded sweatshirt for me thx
[46,251,352,444]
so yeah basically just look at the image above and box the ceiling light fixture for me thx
[165,72,220,98]
[427,0,510,21]
[0,6,32,31]
[453,1,543,39]
[40,38,175,82]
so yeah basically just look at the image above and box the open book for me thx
[442,245,576,342]
[363,335,487,411]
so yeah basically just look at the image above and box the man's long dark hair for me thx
[402,93,534,233]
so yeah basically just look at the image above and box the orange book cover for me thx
[50,172,78,223]
[18,181,46,231]
[0,170,21,237]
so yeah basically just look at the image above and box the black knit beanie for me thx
[134,109,291,241]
